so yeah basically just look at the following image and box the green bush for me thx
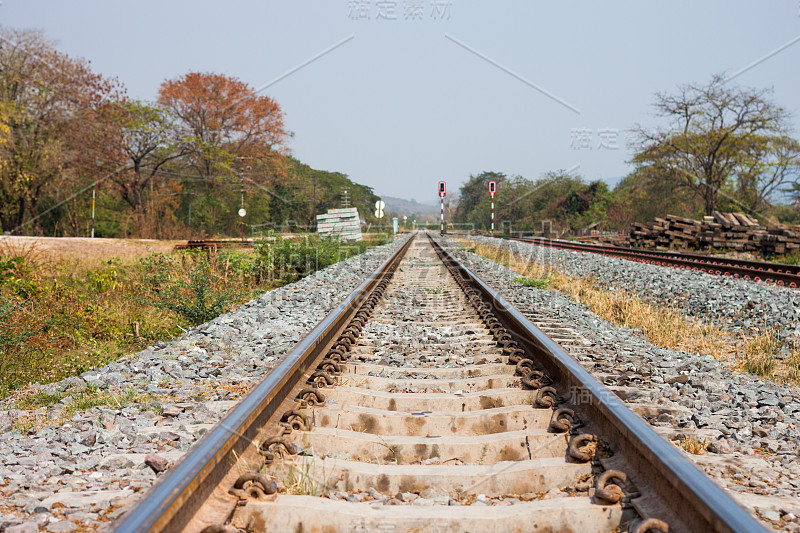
[0,256,39,299]
[139,256,245,326]
[88,258,121,292]
[217,250,257,280]
[0,296,49,396]
[254,235,382,283]
[0,257,21,284]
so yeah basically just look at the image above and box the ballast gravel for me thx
[445,235,800,531]
[0,235,409,533]
[470,236,800,348]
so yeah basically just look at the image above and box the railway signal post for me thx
[438,181,446,233]
[488,180,496,235]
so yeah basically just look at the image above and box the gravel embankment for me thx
[469,236,800,349]
[0,235,409,533]
[444,236,800,532]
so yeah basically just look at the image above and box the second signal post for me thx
[438,181,446,233]
[489,180,496,235]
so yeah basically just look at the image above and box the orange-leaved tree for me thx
[157,72,289,190]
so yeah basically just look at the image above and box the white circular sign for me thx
[374,209,384,219]
[238,208,247,217]
[375,200,385,211]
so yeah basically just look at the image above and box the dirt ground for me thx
[0,236,182,268]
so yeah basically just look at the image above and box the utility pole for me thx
[91,183,96,238]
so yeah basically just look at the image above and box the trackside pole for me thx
[491,199,494,235]
[438,181,446,233]
[91,185,96,238]
[488,180,497,236]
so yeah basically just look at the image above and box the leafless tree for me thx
[631,76,798,215]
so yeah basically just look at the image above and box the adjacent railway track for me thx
[497,235,800,287]
[115,232,765,533]
[175,240,256,251]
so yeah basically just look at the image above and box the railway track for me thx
[115,232,765,533]
[495,235,800,287]
[175,239,255,251]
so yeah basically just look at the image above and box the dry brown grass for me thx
[785,348,800,383]
[677,435,710,455]
[463,240,797,384]
[741,330,780,378]
[0,236,179,273]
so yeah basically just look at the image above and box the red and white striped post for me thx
[438,181,446,233]
[488,181,496,235]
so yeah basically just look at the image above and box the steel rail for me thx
[500,235,800,287]
[428,233,766,533]
[516,236,800,275]
[114,233,416,533]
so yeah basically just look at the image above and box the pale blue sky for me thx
[3,1,799,202]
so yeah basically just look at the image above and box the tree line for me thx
[455,76,800,233]
[0,26,380,238]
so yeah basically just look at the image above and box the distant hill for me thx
[382,196,441,217]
